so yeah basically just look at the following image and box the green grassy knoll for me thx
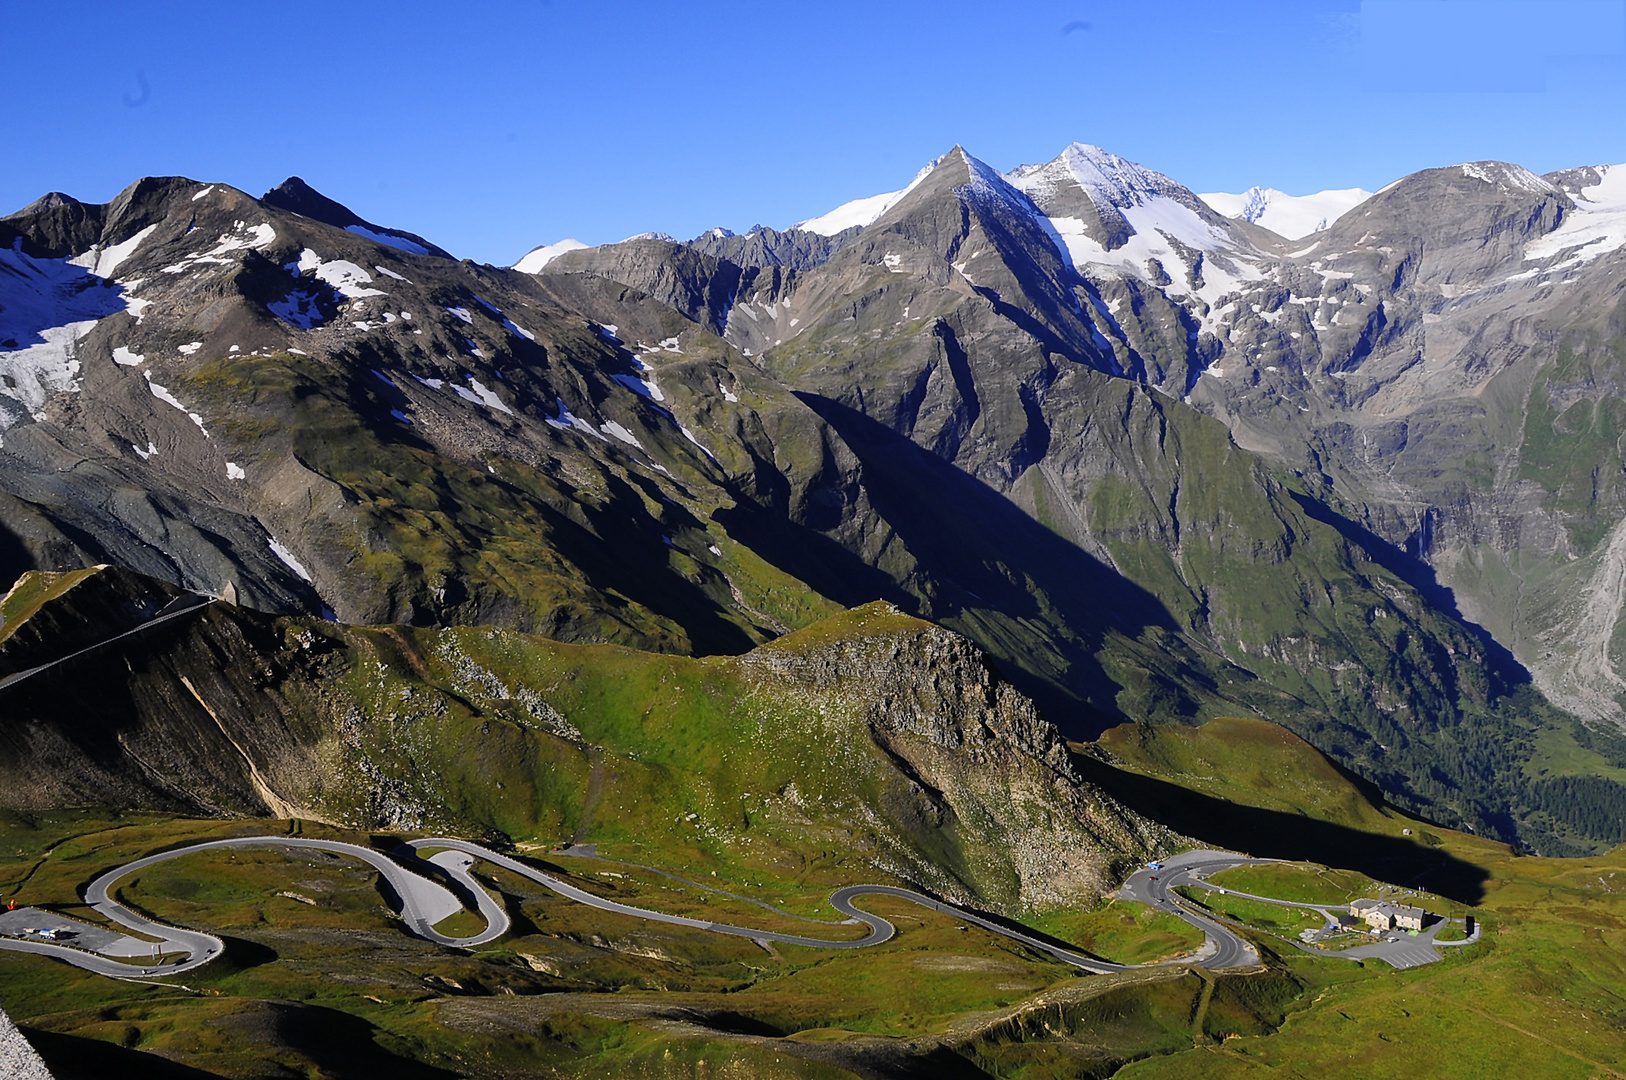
[1080,717,1498,905]
[1202,862,1378,906]
[1027,899,1206,966]
[0,568,100,644]
[1175,888,1324,937]
[1094,716,1406,834]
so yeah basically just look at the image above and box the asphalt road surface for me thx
[6,837,1465,982]
[0,836,505,978]
[1118,850,1267,970]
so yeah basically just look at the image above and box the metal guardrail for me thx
[0,595,215,692]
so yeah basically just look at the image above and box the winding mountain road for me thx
[0,837,1276,981]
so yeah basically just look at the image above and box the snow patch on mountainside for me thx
[269,538,314,582]
[514,238,588,273]
[1046,196,1260,305]
[1522,163,1626,268]
[793,157,944,236]
[0,245,131,427]
[1199,186,1373,239]
[345,224,431,256]
[452,376,513,415]
[144,372,209,434]
[1458,161,1555,196]
[311,258,385,298]
[67,223,158,278]
[1007,143,1262,305]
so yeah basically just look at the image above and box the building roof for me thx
[1351,898,1428,919]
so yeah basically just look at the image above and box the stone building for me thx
[1350,898,1428,932]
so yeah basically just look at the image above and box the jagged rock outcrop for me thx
[741,608,1171,907]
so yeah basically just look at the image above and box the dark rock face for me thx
[261,176,454,259]
[684,223,856,271]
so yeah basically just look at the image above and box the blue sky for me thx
[5,1,1623,264]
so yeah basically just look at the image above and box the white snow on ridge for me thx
[1459,161,1554,196]
[453,376,514,415]
[312,258,385,298]
[600,420,643,448]
[545,396,608,441]
[1012,143,1182,211]
[1005,143,1263,308]
[268,538,314,582]
[68,223,158,279]
[1522,163,1626,268]
[793,157,943,236]
[1044,195,1261,307]
[514,238,588,273]
[112,346,144,367]
[1199,186,1373,240]
[612,365,665,402]
[345,224,431,256]
[163,222,277,272]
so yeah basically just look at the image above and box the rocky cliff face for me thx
[740,614,1169,907]
[0,1007,53,1080]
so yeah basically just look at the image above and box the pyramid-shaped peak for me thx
[263,176,365,229]
[261,176,451,258]
[1011,143,1194,211]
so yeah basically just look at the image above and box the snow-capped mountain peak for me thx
[1007,143,1201,217]
[1522,162,1626,267]
[792,154,947,236]
[513,238,588,273]
[1198,185,1375,240]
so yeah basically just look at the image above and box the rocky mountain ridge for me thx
[4,142,1626,852]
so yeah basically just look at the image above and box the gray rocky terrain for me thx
[0,1006,54,1080]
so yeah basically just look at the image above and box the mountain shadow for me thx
[783,393,1195,737]
[0,519,35,599]
[1071,752,1490,904]
[1287,490,1531,695]
[24,1028,226,1080]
